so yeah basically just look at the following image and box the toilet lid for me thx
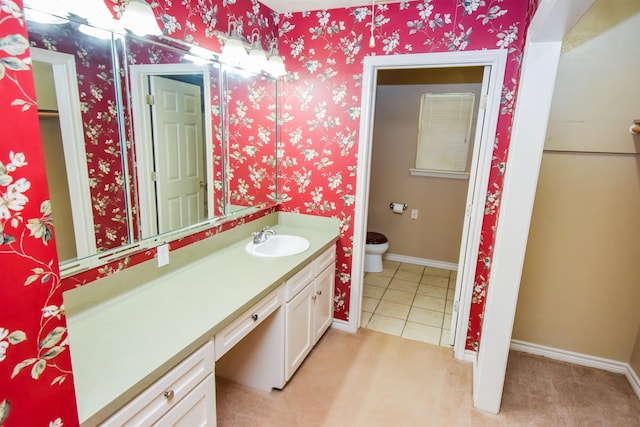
[366,232,388,244]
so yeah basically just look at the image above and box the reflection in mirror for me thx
[224,69,278,215]
[25,7,281,277]
[125,36,223,238]
[27,17,131,264]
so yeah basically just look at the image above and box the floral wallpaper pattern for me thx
[0,0,537,425]
[225,70,278,208]
[276,0,538,350]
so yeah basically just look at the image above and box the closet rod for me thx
[544,149,640,156]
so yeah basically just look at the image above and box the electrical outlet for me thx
[411,209,419,220]
[157,243,170,267]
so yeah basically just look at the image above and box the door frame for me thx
[348,50,507,364]
[129,63,214,238]
[31,47,97,259]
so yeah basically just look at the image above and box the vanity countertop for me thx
[64,213,340,425]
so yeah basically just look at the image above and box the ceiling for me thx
[260,0,403,14]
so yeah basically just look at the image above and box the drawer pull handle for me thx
[163,390,174,400]
[251,314,259,321]
[316,290,322,296]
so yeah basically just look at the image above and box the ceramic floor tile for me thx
[448,277,457,289]
[417,284,448,299]
[398,263,425,274]
[388,278,419,293]
[367,314,405,336]
[439,329,453,347]
[450,270,458,280]
[444,313,452,327]
[375,268,397,278]
[407,306,444,327]
[360,311,373,328]
[447,288,456,300]
[363,284,385,299]
[364,274,392,288]
[421,275,449,288]
[362,296,380,312]
[382,260,400,270]
[424,267,451,278]
[445,298,454,314]
[382,288,415,305]
[394,270,422,283]
[375,300,411,320]
[401,321,441,345]
[413,294,446,312]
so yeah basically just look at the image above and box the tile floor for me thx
[360,260,456,347]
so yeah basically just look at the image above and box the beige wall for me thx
[368,80,481,264]
[513,0,640,362]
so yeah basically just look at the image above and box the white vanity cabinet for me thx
[100,341,216,427]
[284,246,336,381]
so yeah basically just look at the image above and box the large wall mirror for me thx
[25,7,279,276]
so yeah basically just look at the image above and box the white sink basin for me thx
[245,235,310,257]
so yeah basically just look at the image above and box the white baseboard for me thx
[331,319,352,333]
[463,349,477,364]
[510,339,640,400]
[384,253,457,271]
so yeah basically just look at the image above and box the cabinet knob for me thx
[251,314,258,321]
[312,295,317,301]
[316,290,322,296]
[163,390,174,400]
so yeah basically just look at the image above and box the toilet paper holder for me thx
[389,202,408,211]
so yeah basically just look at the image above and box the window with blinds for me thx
[412,92,475,178]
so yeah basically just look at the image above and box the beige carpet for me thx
[216,328,640,426]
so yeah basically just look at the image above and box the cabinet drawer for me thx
[215,287,282,361]
[101,341,214,427]
[154,374,215,426]
[314,246,336,276]
[284,262,314,302]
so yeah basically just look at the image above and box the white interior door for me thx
[448,65,492,345]
[150,75,206,233]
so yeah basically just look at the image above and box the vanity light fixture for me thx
[220,16,249,67]
[245,29,269,73]
[264,39,286,77]
[119,0,163,37]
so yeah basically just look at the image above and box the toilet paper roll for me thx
[392,203,404,214]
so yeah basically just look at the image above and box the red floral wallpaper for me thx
[1,0,537,425]
[225,71,278,208]
[276,0,537,351]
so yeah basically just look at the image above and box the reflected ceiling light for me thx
[220,17,248,67]
[119,0,163,36]
[78,24,113,39]
[190,45,215,61]
[264,39,286,77]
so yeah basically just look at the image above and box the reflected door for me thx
[150,76,206,233]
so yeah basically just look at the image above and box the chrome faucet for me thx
[251,226,277,244]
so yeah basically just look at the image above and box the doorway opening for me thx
[361,66,484,347]
[129,63,214,238]
[347,50,507,362]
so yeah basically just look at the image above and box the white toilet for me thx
[364,231,389,273]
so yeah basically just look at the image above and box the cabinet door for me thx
[154,374,216,427]
[284,283,314,381]
[313,264,335,344]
